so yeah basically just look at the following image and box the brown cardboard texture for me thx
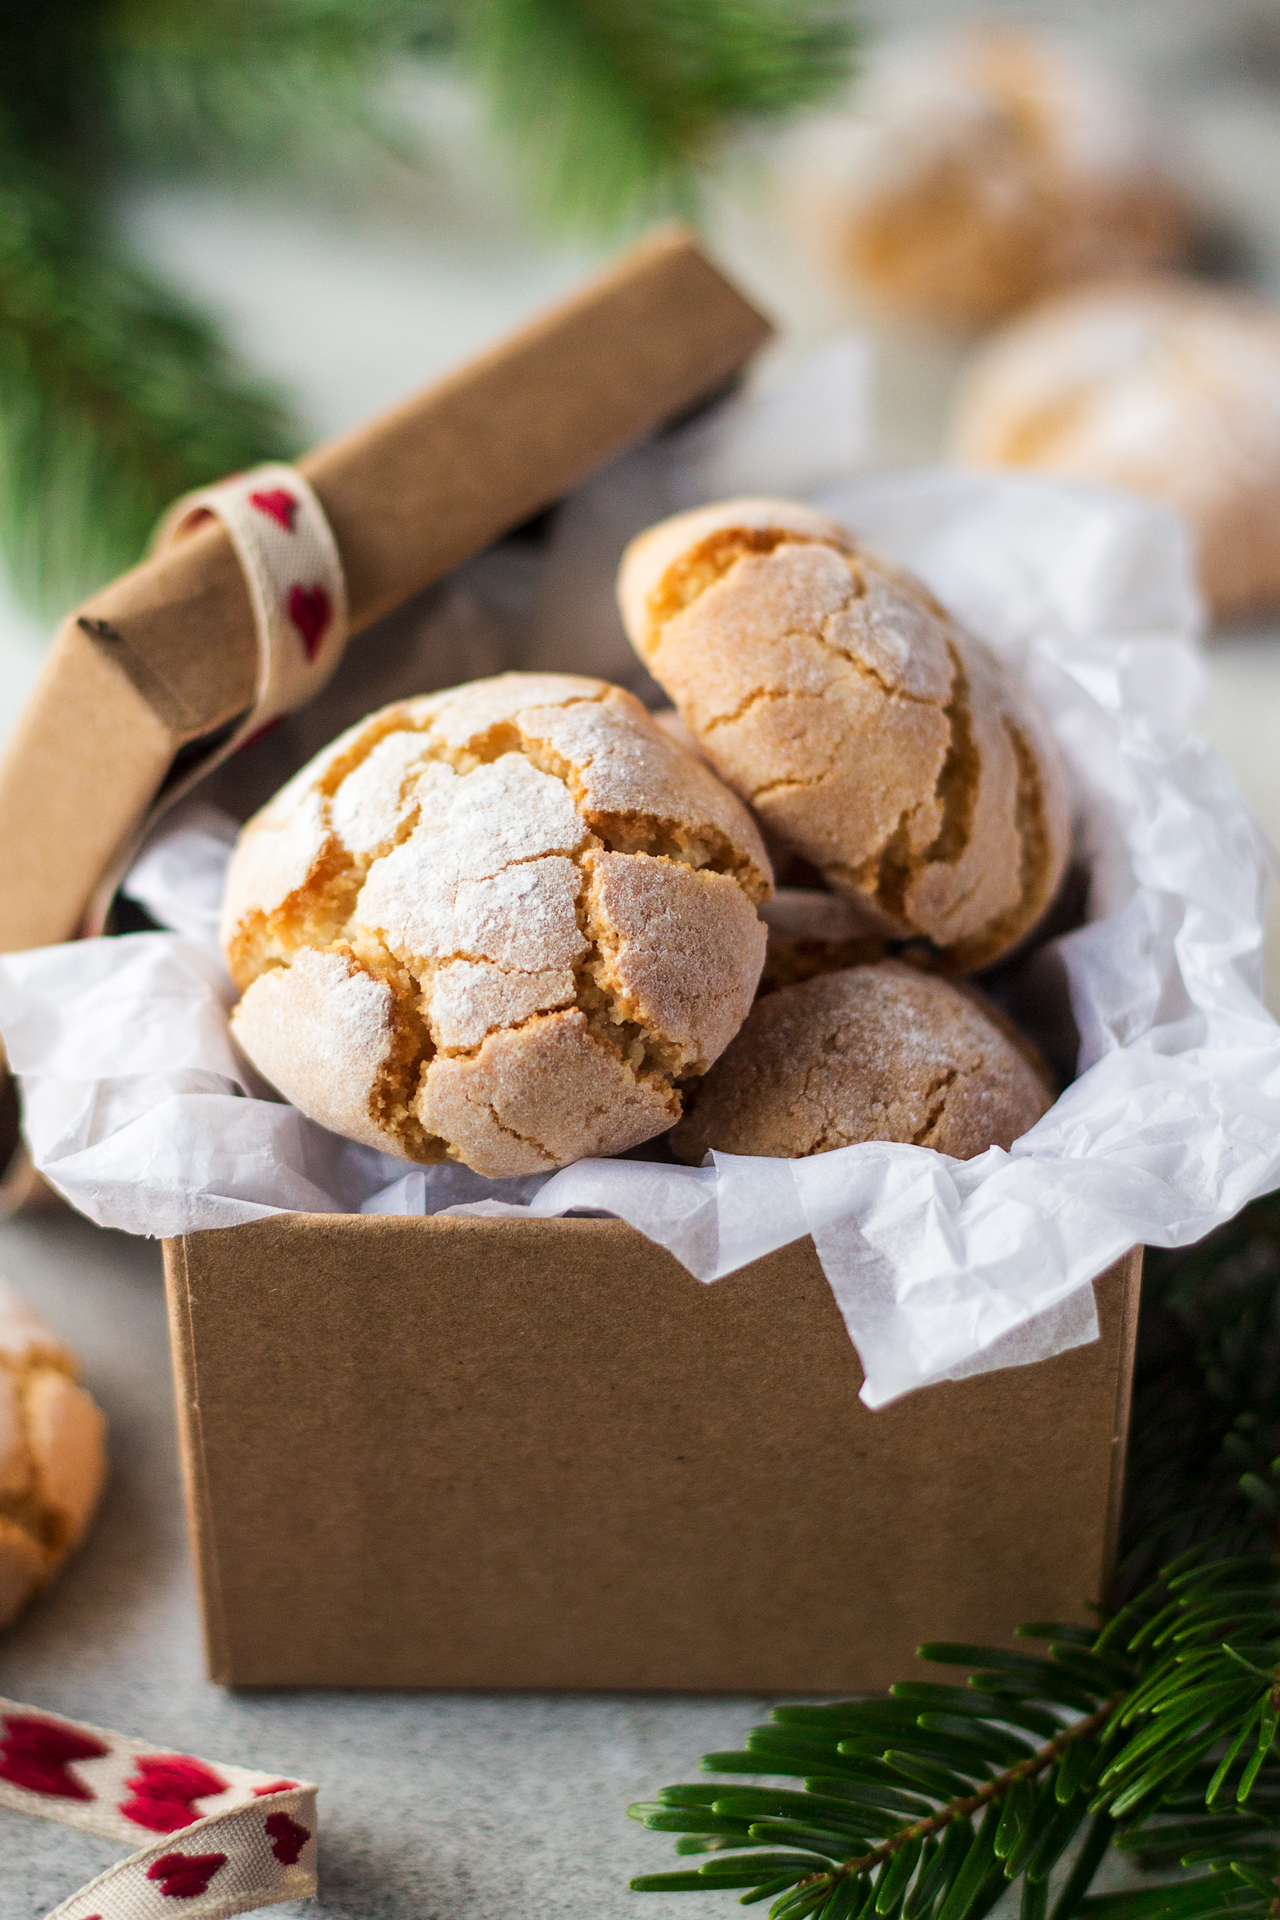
[0,229,1142,1690]
[165,1216,1141,1690]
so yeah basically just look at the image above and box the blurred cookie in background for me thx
[785,26,1190,332]
[0,1278,107,1629]
[949,277,1280,618]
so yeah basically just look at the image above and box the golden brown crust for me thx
[416,1009,680,1180]
[671,961,1054,1163]
[618,499,1070,971]
[582,852,766,1077]
[222,673,772,1175]
[950,277,1280,618]
[0,1278,107,1630]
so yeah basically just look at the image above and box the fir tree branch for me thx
[0,150,295,615]
[104,0,441,180]
[103,0,858,218]
[629,1574,1280,1920]
[831,1698,1124,1879]
[449,0,856,230]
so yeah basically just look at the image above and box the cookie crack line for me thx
[942,713,1053,970]
[913,1066,960,1148]
[701,685,804,733]
[574,877,681,1085]
[817,640,984,945]
[645,528,859,639]
[800,1045,848,1150]
[815,603,946,708]
[920,644,979,868]
[478,1097,557,1164]
[290,836,714,1085]
[314,689,610,798]
[749,726,852,807]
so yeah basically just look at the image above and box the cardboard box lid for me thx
[0,227,770,955]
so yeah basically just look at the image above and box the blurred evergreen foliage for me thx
[0,0,856,616]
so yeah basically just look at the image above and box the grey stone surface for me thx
[2,7,1276,1912]
[0,1209,765,1918]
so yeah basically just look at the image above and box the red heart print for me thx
[120,1754,226,1832]
[146,1851,228,1899]
[265,1809,311,1864]
[0,1714,107,1800]
[253,1779,299,1797]
[249,488,298,532]
[288,583,331,661]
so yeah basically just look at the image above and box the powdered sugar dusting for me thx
[454,860,586,971]
[521,693,772,865]
[223,671,770,1175]
[429,960,576,1051]
[231,949,396,1154]
[352,753,589,969]
[355,848,586,972]
[424,672,609,751]
[434,755,588,877]
[220,787,330,942]
[331,731,431,856]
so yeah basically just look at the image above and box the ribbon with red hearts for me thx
[0,1698,318,1919]
[153,461,349,756]
[76,463,351,938]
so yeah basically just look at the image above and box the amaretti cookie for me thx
[618,499,1070,971]
[0,1277,107,1629]
[671,962,1053,1163]
[788,27,1187,331]
[949,278,1280,618]
[222,672,772,1179]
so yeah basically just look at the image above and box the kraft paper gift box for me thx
[0,229,1143,1689]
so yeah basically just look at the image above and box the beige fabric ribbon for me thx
[0,1697,318,1918]
[79,464,349,941]
[150,462,349,776]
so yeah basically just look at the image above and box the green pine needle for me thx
[105,0,441,179]
[451,0,856,231]
[0,151,295,617]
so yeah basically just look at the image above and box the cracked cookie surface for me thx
[617,497,1070,971]
[0,1277,107,1630]
[670,961,1053,1163]
[222,671,773,1178]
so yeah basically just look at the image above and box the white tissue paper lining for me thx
[2,341,1278,1408]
